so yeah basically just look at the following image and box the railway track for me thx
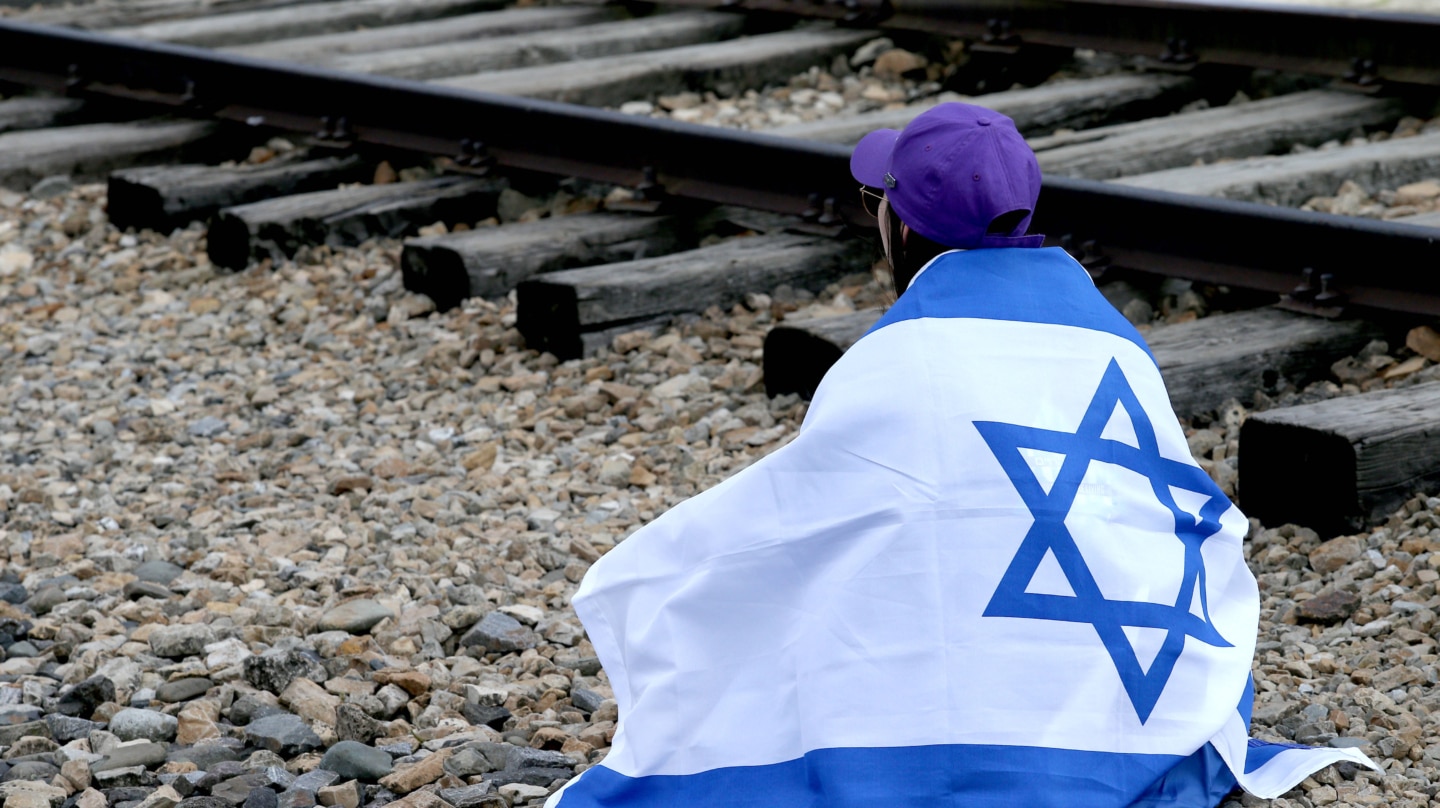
[0,0,1438,533]
[0,2,1437,806]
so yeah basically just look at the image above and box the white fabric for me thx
[552,274,1378,805]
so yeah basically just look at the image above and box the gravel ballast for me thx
[0,179,1437,808]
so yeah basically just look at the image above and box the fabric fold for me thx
[548,247,1379,808]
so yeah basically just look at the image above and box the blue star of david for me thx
[974,358,1233,724]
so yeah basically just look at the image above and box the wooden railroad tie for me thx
[105,0,502,48]
[517,232,868,361]
[227,6,619,64]
[0,120,223,192]
[402,213,685,312]
[1117,131,1440,206]
[109,155,367,232]
[772,73,1200,145]
[207,176,505,270]
[0,97,87,136]
[1241,381,1440,536]
[19,0,325,29]
[438,27,871,107]
[327,12,747,81]
[1032,90,1402,181]
[1144,308,1382,418]
[764,307,1381,419]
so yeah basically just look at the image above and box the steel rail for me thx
[656,0,1440,89]
[0,19,1437,315]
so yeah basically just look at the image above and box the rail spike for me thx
[607,166,666,214]
[1339,57,1383,93]
[313,115,354,145]
[452,139,496,174]
[1278,267,1348,318]
[64,63,85,95]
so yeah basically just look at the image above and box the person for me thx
[545,103,1376,808]
[851,102,1045,297]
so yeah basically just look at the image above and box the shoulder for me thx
[867,247,1154,363]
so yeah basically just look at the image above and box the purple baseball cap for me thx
[850,102,1043,249]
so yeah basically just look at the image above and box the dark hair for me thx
[884,206,949,295]
[885,206,1032,295]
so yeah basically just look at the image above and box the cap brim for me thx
[850,129,899,187]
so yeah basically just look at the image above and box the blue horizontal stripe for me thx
[1245,738,1309,774]
[556,742,1238,808]
[868,247,1155,364]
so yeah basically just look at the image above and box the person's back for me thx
[543,103,1377,808]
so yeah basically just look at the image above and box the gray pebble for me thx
[148,625,215,659]
[133,561,185,585]
[459,612,537,654]
[94,765,151,789]
[123,581,175,601]
[188,416,229,438]
[442,748,495,778]
[43,714,98,744]
[315,600,393,635]
[94,741,168,772]
[570,688,605,714]
[289,770,339,793]
[4,642,36,659]
[243,787,278,808]
[0,721,51,746]
[439,784,498,808]
[109,709,178,743]
[168,746,242,772]
[1,761,58,782]
[244,714,322,757]
[276,791,314,808]
[178,798,234,808]
[28,175,72,199]
[155,677,214,704]
[211,774,267,806]
[242,649,326,695]
[0,705,43,726]
[24,588,65,616]
[318,742,392,783]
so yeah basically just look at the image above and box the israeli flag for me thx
[549,247,1378,808]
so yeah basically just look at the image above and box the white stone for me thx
[0,247,32,277]
[204,638,252,669]
[497,605,544,627]
[464,685,507,707]
[652,373,710,399]
[497,784,549,801]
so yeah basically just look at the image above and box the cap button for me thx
[976,117,992,126]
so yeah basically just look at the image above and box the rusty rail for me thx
[0,18,1437,315]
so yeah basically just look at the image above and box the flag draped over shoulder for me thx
[548,247,1379,808]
